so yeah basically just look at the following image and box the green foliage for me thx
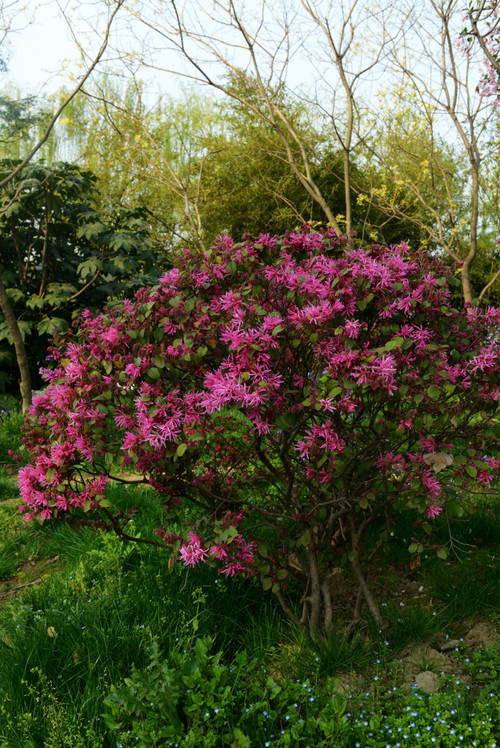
[50,79,430,253]
[0,91,50,162]
[0,160,161,394]
[0,666,102,748]
[104,634,351,747]
[0,408,23,464]
[348,679,500,747]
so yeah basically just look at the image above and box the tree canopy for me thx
[0,159,160,409]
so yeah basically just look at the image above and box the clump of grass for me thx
[425,551,500,621]
[0,408,24,467]
[267,625,373,683]
[380,602,446,652]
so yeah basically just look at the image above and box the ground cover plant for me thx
[18,229,500,640]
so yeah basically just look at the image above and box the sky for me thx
[0,0,488,150]
[1,0,370,100]
[2,0,228,100]
[3,2,83,94]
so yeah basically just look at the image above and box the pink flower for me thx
[179,542,208,567]
[344,319,362,338]
[209,544,228,559]
[426,504,442,519]
[220,561,246,576]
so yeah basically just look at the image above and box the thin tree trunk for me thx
[0,274,31,413]
[347,586,365,637]
[306,544,322,636]
[320,569,334,637]
[347,513,381,627]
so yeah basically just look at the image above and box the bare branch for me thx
[0,0,125,189]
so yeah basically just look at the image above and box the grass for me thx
[2,409,500,745]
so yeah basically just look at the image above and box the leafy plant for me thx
[104,633,352,747]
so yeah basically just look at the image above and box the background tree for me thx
[106,0,500,304]
[0,160,159,411]
[0,0,125,411]
[462,0,500,100]
[375,0,500,305]
[48,75,427,253]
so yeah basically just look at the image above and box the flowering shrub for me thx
[19,229,500,637]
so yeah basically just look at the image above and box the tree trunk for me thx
[347,512,382,627]
[0,274,31,413]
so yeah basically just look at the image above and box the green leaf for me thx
[232,728,251,748]
[152,355,166,368]
[77,257,102,279]
[385,336,405,351]
[146,367,161,381]
[16,320,33,342]
[262,577,272,591]
[215,526,239,545]
[328,386,342,398]
[437,547,449,560]
[446,500,464,518]
[300,529,311,547]
[175,442,188,457]
[37,317,69,337]
[26,294,46,310]
[465,465,477,478]
[427,385,440,400]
